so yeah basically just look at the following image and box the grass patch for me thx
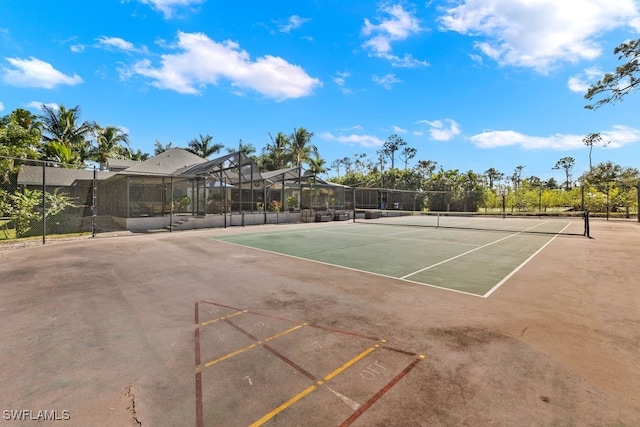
[0,218,92,242]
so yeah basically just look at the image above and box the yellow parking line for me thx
[248,385,317,427]
[202,323,305,369]
[201,310,246,327]
[204,343,258,368]
[249,340,385,426]
[264,324,306,342]
[324,341,384,381]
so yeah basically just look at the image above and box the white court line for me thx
[482,222,570,298]
[324,385,360,410]
[214,239,484,298]
[400,221,557,280]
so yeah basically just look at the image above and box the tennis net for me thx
[354,209,590,237]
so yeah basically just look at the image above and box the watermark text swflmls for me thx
[3,410,70,421]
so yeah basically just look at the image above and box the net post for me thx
[436,212,440,228]
[584,211,590,238]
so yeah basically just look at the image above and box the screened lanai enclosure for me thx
[8,149,430,237]
[95,151,355,230]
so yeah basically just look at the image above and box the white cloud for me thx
[567,67,603,93]
[97,36,138,52]
[392,125,407,134]
[125,32,321,100]
[362,4,428,67]
[470,126,640,150]
[340,125,364,132]
[0,101,4,112]
[439,0,640,73]
[469,53,483,65]
[332,71,353,94]
[277,15,311,33]
[416,118,461,141]
[138,0,204,18]
[601,125,640,148]
[321,132,385,148]
[1,57,83,89]
[70,44,85,53]
[372,73,401,89]
[26,101,59,111]
[471,130,582,149]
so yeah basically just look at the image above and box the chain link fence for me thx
[0,156,105,245]
[2,155,638,246]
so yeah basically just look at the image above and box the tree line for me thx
[3,32,640,217]
[0,104,328,177]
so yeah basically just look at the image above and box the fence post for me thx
[42,161,46,245]
[169,176,174,233]
[352,188,356,223]
[92,166,97,238]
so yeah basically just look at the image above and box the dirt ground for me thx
[0,219,639,426]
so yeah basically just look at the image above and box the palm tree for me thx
[289,127,318,167]
[46,141,80,167]
[127,149,150,161]
[226,139,257,157]
[39,104,95,164]
[187,133,224,159]
[261,132,292,170]
[154,140,173,155]
[307,154,327,176]
[91,126,130,170]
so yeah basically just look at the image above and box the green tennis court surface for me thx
[213,218,585,297]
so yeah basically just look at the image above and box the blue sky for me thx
[1,0,640,183]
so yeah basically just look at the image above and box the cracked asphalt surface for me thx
[1,220,639,426]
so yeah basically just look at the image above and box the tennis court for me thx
[1,218,639,426]
[214,212,589,297]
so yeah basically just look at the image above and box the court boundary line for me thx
[213,239,483,298]
[483,222,569,297]
[400,221,552,280]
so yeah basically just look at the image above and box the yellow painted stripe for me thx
[201,310,245,327]
[248,340,384,425]
[200,318,220,327]
[249,385,317,427]
[204,343,257,368]
[228,310,247,318]
[323,344,379,382]
[263,324,305,342]
[203,324,305,369]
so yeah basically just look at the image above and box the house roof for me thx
[17,165,115,187]
[122,148,207,175]
[178,152,263,183]
[262,167,338,186]
[106,158,140,172]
